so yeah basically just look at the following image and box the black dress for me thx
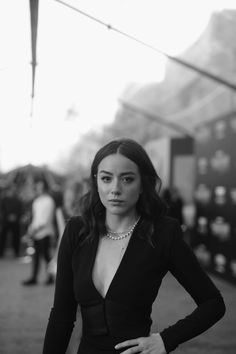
[43,216,225,354]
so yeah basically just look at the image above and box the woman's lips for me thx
[108,199,124,205]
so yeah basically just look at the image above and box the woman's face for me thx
[34,181,44,196]
[97,153,142,217]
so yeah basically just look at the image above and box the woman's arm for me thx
[43,219,78,354]
[160,221,226,353]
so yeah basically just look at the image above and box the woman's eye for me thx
[122,177,134,183]
[101,176,111,183]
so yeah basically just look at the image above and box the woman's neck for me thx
[105,212,139,233]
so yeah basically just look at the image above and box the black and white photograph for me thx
[0,1,236,353]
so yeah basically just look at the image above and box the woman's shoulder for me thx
[66,215,84,229]
[63,216,85,247]
[152,215,182,245]
[154,215,181,230]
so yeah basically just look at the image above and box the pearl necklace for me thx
[105,216,140,241]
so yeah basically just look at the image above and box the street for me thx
[0,256,235,354]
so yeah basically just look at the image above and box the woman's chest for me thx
[92,237,130,298]
[72,234,168,304]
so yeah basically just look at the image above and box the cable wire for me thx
[54,0,236,91]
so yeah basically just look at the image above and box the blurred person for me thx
[162,187,184,226]
[182,201,197,246]
[22,178,56,286]
[0,184,23,258]
[43,138,225,354]
[47,180,85,278]
[161,187,172,206]
[169,187,184,225]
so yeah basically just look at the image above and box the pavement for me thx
[0,253,236,354]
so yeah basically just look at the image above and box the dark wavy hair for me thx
[78,138,167,245]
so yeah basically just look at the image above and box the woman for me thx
[47,180,84,278]
[43,138,225,354]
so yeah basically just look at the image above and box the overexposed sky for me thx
[0,0,235,172]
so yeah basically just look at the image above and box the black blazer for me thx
[43,216,225,353]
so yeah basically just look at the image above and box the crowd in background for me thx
[0,175,90,284]
[0,174,196,285]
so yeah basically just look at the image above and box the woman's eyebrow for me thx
[99,170,112,175]
[120,172,136,176]
[99,170,136,176]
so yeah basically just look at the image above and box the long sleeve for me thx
[43,219,78,354]
[160,221,226,353]
[31,195,56,238]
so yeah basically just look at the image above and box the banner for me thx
[194,113,236,284]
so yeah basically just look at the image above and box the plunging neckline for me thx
[91,221,139,300]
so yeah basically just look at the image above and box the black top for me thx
[43,216,225,353]
[0,195,22,223]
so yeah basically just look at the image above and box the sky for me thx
[0,0,235,172]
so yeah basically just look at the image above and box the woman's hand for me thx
[115,333,167,354]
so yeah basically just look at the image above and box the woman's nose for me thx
[111,179,121,195]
